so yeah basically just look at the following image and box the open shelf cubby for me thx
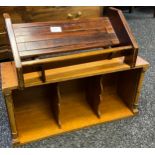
[11,67,142,145]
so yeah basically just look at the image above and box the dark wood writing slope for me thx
[3,7,138,90]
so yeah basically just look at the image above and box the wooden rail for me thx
[22,45,132,67]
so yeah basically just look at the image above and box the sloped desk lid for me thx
[12,17,120,59]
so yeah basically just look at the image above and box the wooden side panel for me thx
[3,14,21,68]
[117,68,142,113]
[3,13,24,89]
[104,7,138,67]
[1,62,18,91]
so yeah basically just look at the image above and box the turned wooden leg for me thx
[4,90,20,146]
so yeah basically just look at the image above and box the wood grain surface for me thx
[12,17,119,59]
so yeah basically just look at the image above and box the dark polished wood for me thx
[0,6,102,61]
[4,7,139,89]
[104,7,139,68]
[13,17,119,59]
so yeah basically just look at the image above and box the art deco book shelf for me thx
[1,8,149,146]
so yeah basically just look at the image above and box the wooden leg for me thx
[133,68,147,113]
[4,90,20,146]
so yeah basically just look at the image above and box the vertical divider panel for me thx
[85,76,102,118]
[50,83,61,128]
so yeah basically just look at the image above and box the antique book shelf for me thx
[1,8,149,146]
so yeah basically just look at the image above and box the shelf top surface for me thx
[1,56,149,92]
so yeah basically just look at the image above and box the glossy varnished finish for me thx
[4,8,139,89]
[0,6,102,61]
[1,57,149,91]
[1,56,149,146]
[12,17,119,58]
[104,7,139,67]
[3,13,24,89]
[3,90,19,145]
[1,7,149,146]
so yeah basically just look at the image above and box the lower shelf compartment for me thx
[1,56,148,146]
[12,77,134,145]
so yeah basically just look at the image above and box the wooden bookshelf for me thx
[1,57,149,146]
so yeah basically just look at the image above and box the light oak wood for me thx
[12,82,133,145]
[3,13,24,89]
[0,7,149,147]
[1,56,149,146]
[3,90,19,145]
[1,62,18,91]
[1,57,149,92]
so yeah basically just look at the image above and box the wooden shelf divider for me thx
[50,83,61,128]
[85,76,102,118]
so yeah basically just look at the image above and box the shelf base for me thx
[13,87,134,145]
